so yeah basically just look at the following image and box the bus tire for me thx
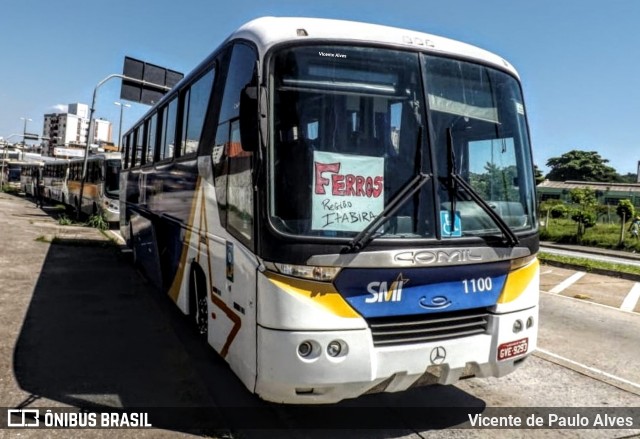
[189,264,208,338]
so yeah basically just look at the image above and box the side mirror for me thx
[239,85,259,152]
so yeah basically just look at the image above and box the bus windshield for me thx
[105,159,121,199]
[269,45,535,242]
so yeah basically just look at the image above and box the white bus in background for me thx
[18,162,41,196]
[120,17,539,404]
[66,152,121,223]
[42,159,69,204]
[38,152,122,224]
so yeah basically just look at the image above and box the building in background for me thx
[42,103,113,157]
[537,180,640,207]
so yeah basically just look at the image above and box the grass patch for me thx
[0,184,21,195]
[539,251,640,278]
[57,214,76,226]
[35,235,51,243]
[541,218,640,253]
[86,213,109,231]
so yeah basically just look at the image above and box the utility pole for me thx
[20,117,32,148]
[114,101,130,151]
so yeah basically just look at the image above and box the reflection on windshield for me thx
[271,46,433,239]
[424,54,535,238]
[269,45,535,242]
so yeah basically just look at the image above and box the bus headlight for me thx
[274,263,341,281]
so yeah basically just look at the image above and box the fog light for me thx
[298,341,313,358]
[513,319,523,333]
[526,316,534,329]
[327,341,342,357]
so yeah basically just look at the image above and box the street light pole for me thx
[20,117,32,147]
[77,73,169,219]
[114,101,130,151]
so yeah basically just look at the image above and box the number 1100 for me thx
[462,277,492,293]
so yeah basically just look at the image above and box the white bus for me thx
[39,153,121,223]
[42,159,69,204]
[18,162,42,196]
[120,17,539,404]
[66,152,121,223]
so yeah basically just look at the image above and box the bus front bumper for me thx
[255,305,538,404]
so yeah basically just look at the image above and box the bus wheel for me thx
[189,265,208,337]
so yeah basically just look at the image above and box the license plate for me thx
[497,338,528,361]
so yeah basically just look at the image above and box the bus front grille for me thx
[367,308,490,347]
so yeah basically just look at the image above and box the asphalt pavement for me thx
[0,193,216,438]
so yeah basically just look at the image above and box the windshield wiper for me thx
[343,127,430,253]
[445,128,519,247]
[343,172,431,253]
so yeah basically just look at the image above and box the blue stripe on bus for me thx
[333,262,510,318]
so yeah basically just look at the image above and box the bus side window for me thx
[147,113,158,164]
[213,42,257,247]
[159,98,178,161]
[136,126,145,167]
[181,69,215,156]
[212,121,229,228]
[123,133,131,169]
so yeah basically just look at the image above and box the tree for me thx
[568,188,598,237]
[545,150,619,182]
[619,173,639,184]
[616,199,635,224]
[533,164,545,185]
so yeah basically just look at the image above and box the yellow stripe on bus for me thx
[497,258,539,304]
[264,272,360,318]
[168,177,202,302]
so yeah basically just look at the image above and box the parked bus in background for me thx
[120,17,539,404]
[5,162,23,188]
[42,159,69,204]
[19,162,42,196]
[64,152,121,223]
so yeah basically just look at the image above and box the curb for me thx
[539,259,640,282]
[540,242,640,262]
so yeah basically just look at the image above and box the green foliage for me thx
[86,213,109,231]
[541,217,640,253]
[567,188,598,237]
[570,209,597,229]
[533,164,545,185]
[469,163,520,202]
[616,199,635,223]
[545,150,620,182]
[57,214,74,226]
[0,184,20,195]
[539,200,568,219]
[550,204,568,219]
[618,172,639,183]
[568,187,597,206]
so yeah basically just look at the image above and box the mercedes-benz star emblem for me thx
[430,346,446,365]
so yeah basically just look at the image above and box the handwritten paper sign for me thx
[312,151,384,232]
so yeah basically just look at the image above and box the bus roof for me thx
[228,17,519,77]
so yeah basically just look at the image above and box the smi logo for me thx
[365,274,409,303]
